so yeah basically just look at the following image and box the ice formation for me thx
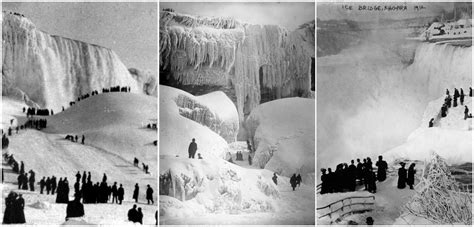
[2,12,142,110]
[160,85,238,156]
[160,10,315,122]
[245,97,315,185]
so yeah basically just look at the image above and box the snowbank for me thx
[160,85,235,158]
[245,97,315,185]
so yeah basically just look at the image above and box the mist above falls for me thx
[317,28,472,170]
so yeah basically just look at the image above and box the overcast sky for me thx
[160,2,315,30]
[3,2,157,75]
[317,2,456,21]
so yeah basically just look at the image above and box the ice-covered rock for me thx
[245,97,315,185]
[160,85,239,151]
[2,12,144,110]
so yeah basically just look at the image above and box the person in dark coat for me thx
[356,159,363,182]
[82,171,87,184]
[146,184,154,204]
[3,192,17,224]
[22,173,28,190]
[348,160,357,191]
[272,173,278,185]
[188,138,197,159]
[407,163,416,189]
[441,104,448,117]
[46,177,52,194]
[375,156,388,182]
[296,174,302,187]
[16,194,26,223]
[470,87,472,97]
[465,106,470,120]
[118,184,124,204]
[133,183,139,203]
[454,88,460,99]
[429,118,434,127]
[39,177,46,194]
[65,194,84,221]
[28,170,35,191]
[368,171,377,193]
[81,135,85,144]
[87,172,91,182]
[17,174,23,189]
[290,174,297,191]
[128,204,138,222]
[112,182,118,204]
[460,89,465,105]
[137,207,143,224]
[20,161,24,175]
[102,173,107,183]
[75,171,81,183]
[397,162,407,189]
[320,168,328,194]
[51,176,57,195]
[326,168,334,193]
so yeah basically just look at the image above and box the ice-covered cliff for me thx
[160,10,315,123]
[2,12,142,110]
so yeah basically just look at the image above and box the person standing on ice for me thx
[348,160,357,191]
[75,171,81,183]
[188,138,197,159]
[290,174,298,191]
[320,169,328,194]
[65,194,84,221]
[82,171,86,184]
[51,176,57,195]
[128,204,138,222]
[407,163,416,189]
[296,174,302,187]
[397,162,407,189]
[28,170,35,191]
[22,173,28,190]
[464,106,469,120]
[20,161,24,175]
[146,184,154,204]
[111,182,118,203]
[375,156,388,182]
[469,87,472,97]
[272,173,278,185]
[460,88,465,104]
[137,207,143,224]
[46,177,51,194]
[454,88,460,99]
[17,173,23,189]
[118,184,125,204]
[81,135,85,144]
[133,183,139,203]
[39,177,45,194]
[429,118,434,127]
[446,89,450,96]
[16,194,26,224]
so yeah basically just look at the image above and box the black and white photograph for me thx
[317,2,472,225]
[159,2,315,225]
[1,2,158,224]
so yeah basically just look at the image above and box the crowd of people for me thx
[65,134,85,144]
[320,156,388,194]
[25,107,52,117]
[433,87,472,127]
[103,85,131,93]
[3,192,26,224]
[397,162,417,189]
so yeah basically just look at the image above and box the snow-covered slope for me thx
[384,96,472,165]
[2,12,142,111]
[245,97,315,185]
[160,85,237,158]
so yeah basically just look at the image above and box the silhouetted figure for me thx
[102,173,107,183]
[128,204,138,222]
[453,96,458,107]
[446,89,450,96]
[441,104,448,117]
[465,106,470,120]
[51,176,57,195]
[356,159,363,182]
[22,173,28,190]
[28,170,35,191]
[112,182,118,203]
[348,160,357,191]
[247,140,253,153]
[397,162,407,189]
[137,207,143,224]
[198,153,203,159]
[82,171,86,184]
[87,172,91,182]
[46,177,51,194]
[118,184,124,204]
[296,174,302,187]
[407,163,416,189]
[290,174,297,191]
[133,183,139,203]
[320,169,328,194]
[470,87,472,97]
[39,177,45,194]
[75,135,78,143]
[367,171,377,193]
[376,156,388,182]
[188,138,197,159]
[429,118,434,127]
[76,171,81,183]
[146,184,154,204]
[366,217,374,225]
[81,135,85,144]
[23,107,26,113]
[460,88,465,105]
[248,154,252,165]
[327,168,334,193]
[65,195,84,221]
[271,172,278,185]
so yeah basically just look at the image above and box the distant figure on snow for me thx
[133,183,139,203]
[198,153,203,159]
[272,172,278,185]
[296,174,302,187]
[81,135,85,144]
[188,138,197,159]
[465,106,470,120]
[407,163,416,189]
[470,87,472,97]
[128,204,138,222]
[397,162,407,189]
[429,118,434,127]
[320,169,328,194]
[290,174,297,191]
[366,217,374,225]
[146,184,154,204]
[118,184,124,204]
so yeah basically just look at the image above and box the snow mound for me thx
[29,200,52,210]
[160,85,235,158]
[245,97,315,185]
[421,95,472,130]
[160,156,279,217]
